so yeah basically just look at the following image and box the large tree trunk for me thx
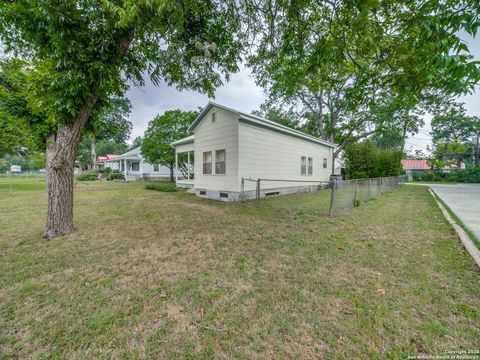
[170,165,174,182]
[44,103,96,239]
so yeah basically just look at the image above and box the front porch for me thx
[173,135,195,188]
[107,157,142,180]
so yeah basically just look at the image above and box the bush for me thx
[144,182,177,192]
[412,167,480,183]
[345,141,402,179]
[105,170,124,181]
[76,171,98,181]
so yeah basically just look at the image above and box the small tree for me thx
[141,109,198,181]
[431,103,480,167]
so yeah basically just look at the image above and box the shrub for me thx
[412,167,480,183]
[345,141,402,179]
[144,182,177,192]
[105,170,124,181]
[76,171,98,181]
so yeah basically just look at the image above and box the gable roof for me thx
[106,147,142,161]
[189,101,336,148]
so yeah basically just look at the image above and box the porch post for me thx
[187,151,191,180]
[175,152,178,183]
[124,159,127,178]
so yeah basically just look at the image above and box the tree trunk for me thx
[398,118,408,175]
[331,150,336,176]
[44,103,96,239]
[170,165,174,182]
[91,134,96,170]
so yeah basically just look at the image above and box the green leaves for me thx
[0,0,242,128]
[0,58,52,156]
[141,109,198,168]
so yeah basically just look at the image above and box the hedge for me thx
[412,167,480,183]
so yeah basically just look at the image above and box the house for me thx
[171,102,337,201]
[401,159,466,180]
[103,147,172,180]
[96,154,120,170]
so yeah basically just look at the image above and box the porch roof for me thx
[106,147,142,162]
[171,135,194,147]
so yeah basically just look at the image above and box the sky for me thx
[124,35,479,155]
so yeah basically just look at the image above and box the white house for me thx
[171,102,337,201]
[103,147,172,180]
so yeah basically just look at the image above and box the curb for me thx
[429,188,480,269]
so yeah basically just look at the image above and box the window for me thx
[132,162,139,172]
[211,112,216,123]
[203,151,212,174]
[215,149,226,175]
[323,158,328,169]
[301,156,307,175]
[153,163,159,172]
[308,157,313,175]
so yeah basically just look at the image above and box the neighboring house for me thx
[10,165,21,173]
[401,159,466,180]
[103,147,172,180]
[96,154,120,170]
[171,102,337,201]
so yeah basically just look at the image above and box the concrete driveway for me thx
[428,184,480,240]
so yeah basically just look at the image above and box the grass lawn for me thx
[0,180,479,359]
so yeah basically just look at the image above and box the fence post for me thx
[256,178,260,201]
[354,179,358,207]
[241,177,245,201]
[369,178,372,199]
[329,179,336,218]
[10,171,12,193]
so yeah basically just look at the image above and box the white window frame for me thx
[323,158,328,169]
[153,163,159,172]
[215,149,226,175]
[203,151,212,174]
[308,157,313,175]
[301,156,307,175]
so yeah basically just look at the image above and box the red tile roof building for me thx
[401,159,430,171]
[97,154,120,162]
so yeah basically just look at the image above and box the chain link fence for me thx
[0,171,46,192]
[240,176,406,217]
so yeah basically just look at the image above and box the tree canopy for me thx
[0,58,52,157]
[141,109,198,180]
[245,0,480,170]
[431,102,480,166]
